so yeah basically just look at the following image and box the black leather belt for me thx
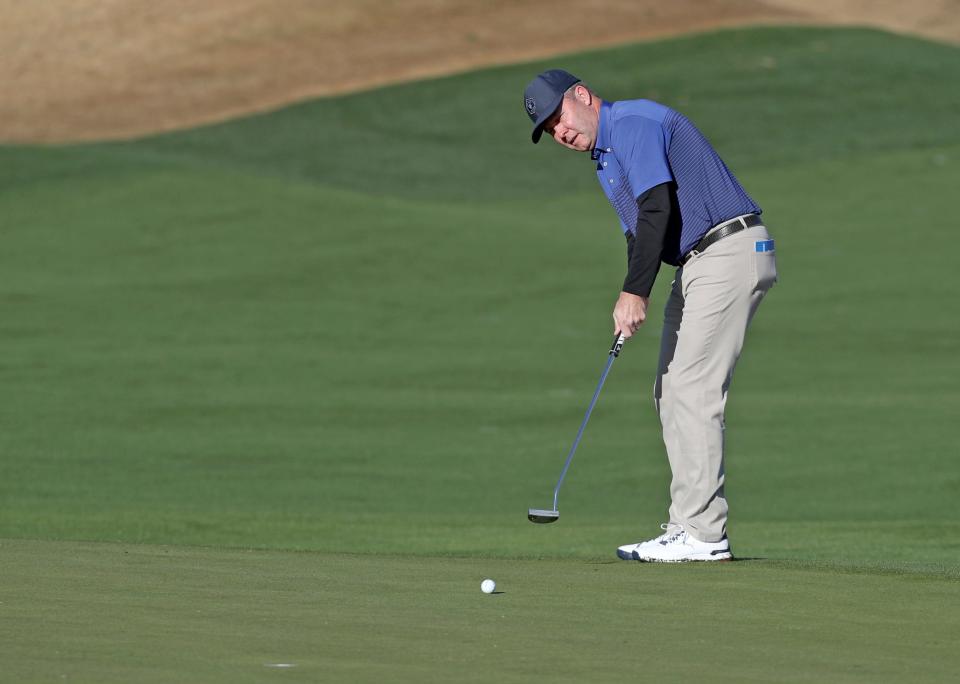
[679,214,763,266]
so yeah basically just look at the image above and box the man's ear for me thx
[575,84,592,105]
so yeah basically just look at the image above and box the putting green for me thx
[3,539,959,683]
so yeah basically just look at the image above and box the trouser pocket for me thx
[752,238,778,290]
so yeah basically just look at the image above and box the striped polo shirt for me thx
[593,100,761,264]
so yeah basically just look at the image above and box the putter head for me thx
[527,508,560,524]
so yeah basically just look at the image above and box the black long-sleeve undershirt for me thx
[623,182,680,297]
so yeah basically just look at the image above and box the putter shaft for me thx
[541,333,626,516]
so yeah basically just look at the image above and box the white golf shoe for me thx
[635,527,733,563]
[616,541,645,560]
[616,523,679,560]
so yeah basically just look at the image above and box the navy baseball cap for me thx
[523,69,580,143]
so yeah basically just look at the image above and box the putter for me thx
[528,332,627,524]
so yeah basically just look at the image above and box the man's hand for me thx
[613,291,649,339]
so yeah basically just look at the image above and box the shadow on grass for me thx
[585,556,768,565]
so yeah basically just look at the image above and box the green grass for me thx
[1,25,959,682]
[3,539,959,683]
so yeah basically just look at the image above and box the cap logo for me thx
[525,97,536,116]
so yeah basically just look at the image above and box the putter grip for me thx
[610,333,626,357]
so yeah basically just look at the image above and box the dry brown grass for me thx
[2,0,957,143]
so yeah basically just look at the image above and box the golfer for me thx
[523,69,778,562]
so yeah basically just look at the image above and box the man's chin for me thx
[563,140,591,152]
[573,135,594,152]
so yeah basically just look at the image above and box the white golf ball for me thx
[480,578,496,594]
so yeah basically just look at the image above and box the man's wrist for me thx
[621,286,651,299]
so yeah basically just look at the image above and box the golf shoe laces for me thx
[659,525,686,546]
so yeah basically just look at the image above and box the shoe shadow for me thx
[587,557,768,565]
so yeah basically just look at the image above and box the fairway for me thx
[1,26,959,682]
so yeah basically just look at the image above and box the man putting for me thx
[523,69,778,562]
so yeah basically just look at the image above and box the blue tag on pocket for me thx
[755,240,775,253]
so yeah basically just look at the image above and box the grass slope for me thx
[0,26,958,682]
[101,27,960,200]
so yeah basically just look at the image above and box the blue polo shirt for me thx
[593,100,760,263]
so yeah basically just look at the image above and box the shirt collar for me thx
[591,100,614,160]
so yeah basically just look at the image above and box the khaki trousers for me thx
[654,222,778,543]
